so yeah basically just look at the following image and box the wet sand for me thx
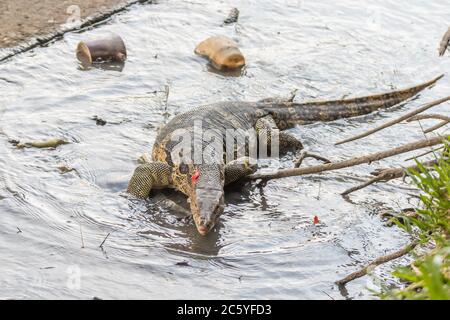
[0,0,131,48]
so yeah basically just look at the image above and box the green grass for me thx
[381,136,449,300]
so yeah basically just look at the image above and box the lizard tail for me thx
[262,74,443,127]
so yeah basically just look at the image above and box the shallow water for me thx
[0,0,449,299]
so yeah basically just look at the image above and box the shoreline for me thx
[0,0,151,62]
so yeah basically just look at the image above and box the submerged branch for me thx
[335,241,419,286]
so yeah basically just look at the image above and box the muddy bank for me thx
[0,1,136,48]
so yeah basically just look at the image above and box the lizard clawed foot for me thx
[153,193,192,217]
[287,88,298,102]
[294,150,332,168]
[258,88,299,104]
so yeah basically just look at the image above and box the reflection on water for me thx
[0,0,449,299]
[206,63,245,77]
[78,61,126,72]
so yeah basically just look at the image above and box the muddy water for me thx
[0,0,449,299]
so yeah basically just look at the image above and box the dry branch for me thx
[424,120,450,133]
[341,175,389,196]
[335,96,450,145]
[406,114,450,122]
[249,135,446,181]
[341,159,439,196]
[335,241,419,286]
[405,114,450,134]
[294,150,331,168]
[404,146,444,161]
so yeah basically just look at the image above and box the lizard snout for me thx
[197,225,209,236]
[192,188,224,236]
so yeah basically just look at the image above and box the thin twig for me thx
[407,114,450,134]
[335,241,419,286]
[322,291,335,300]
[341,159,438,196]
[406,114,450,122]
[294,150,331,168]
[380,209,419,227]
[79,224,85,249]
[404,146,444,161]
[424,120,450,133]
[249,135,446,181]
[335,96,450,145]
[341,175,387,196]
[99,233,111,248]
[370,159,438,177]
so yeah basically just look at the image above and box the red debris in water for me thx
[191,169,200,184]
[313,216,320,225]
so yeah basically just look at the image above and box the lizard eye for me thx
[179,163,189,174]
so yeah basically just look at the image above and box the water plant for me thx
[382,136,449,299]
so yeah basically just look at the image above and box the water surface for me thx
[0,0,449,299]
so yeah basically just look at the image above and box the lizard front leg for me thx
[258,89,298,104]
[256,116,330,168]
[255,115,304,156]
[153,192,192,216]
[225,157,258,185]
[127,162,172,198]
[279,131,304,154]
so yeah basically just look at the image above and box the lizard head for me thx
[188,164,225,236]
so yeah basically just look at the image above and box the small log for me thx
[195,35,245,70]
[76,34,127,66]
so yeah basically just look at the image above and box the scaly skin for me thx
[128,75,442,235]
